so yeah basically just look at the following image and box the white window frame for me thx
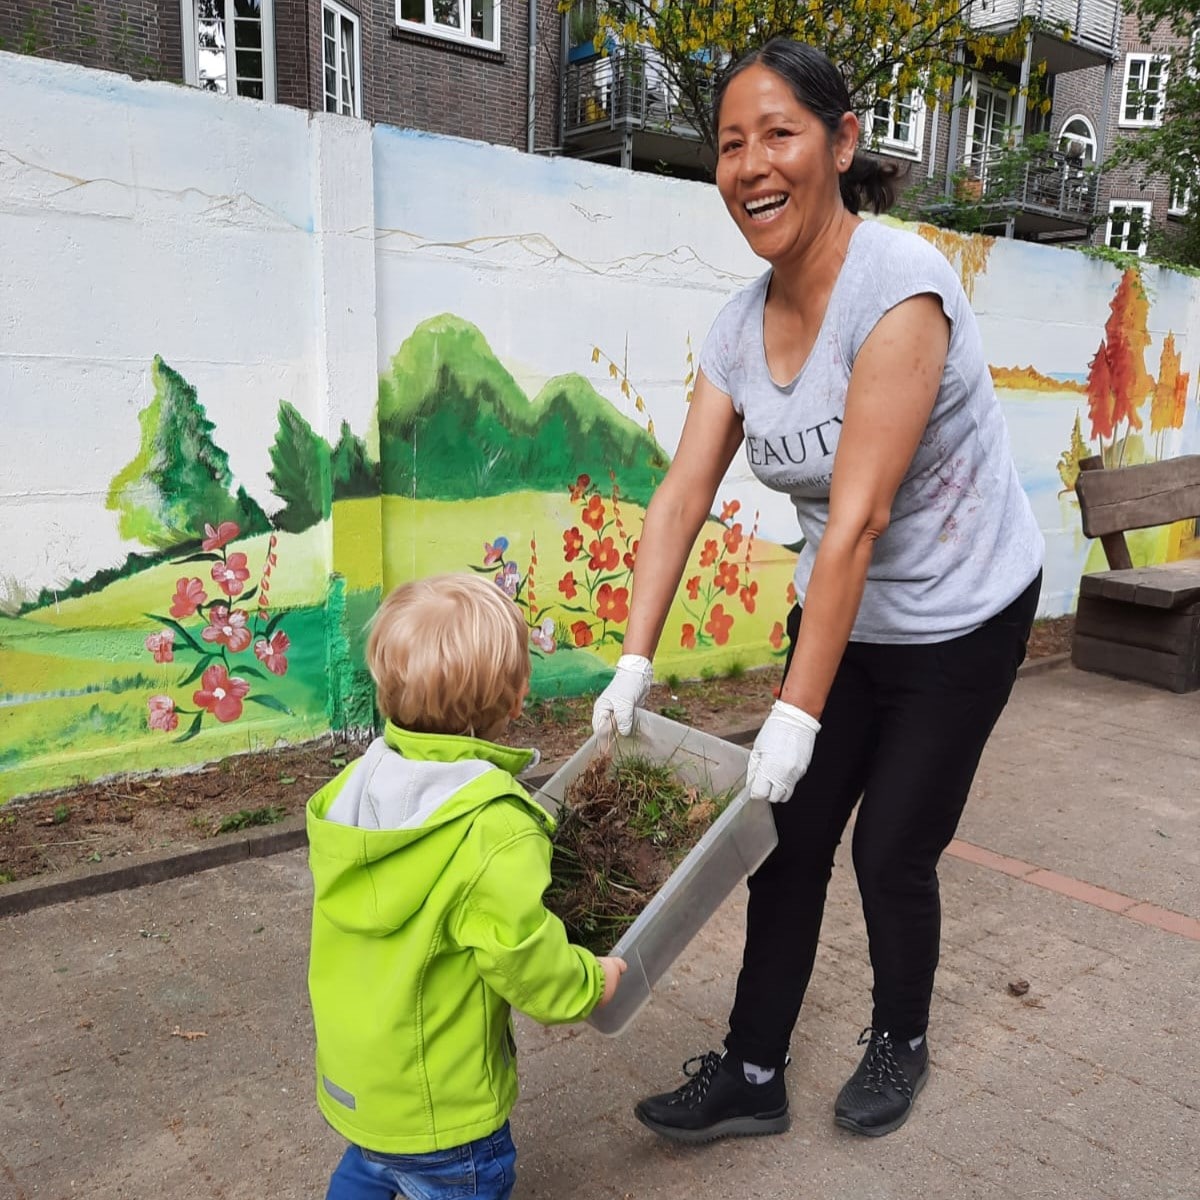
[1119,53,1169,128]
[963,74,1017,182]
[397,0,500,51]
[1105,201,1152,256]
[322,0,362,118]
[1168,178,1192,217]
[1057,114,1098,164]
[866,70,926,160]
[180,0,276,102]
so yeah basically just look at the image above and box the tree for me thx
[107,356,269,550]
[1057,412,1090,494]
[1085,339,1116,449]
[1104,269,1153,436]
[268,401,332,533]
[330,420,379,500]
[580,0,1045,155]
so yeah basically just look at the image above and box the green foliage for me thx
[215,805,287,834]
[52,804,70,825]
[268,401,332,532]
[330,420,379,499]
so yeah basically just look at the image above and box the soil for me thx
[0,616,1074,889]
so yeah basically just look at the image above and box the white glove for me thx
[591,654,654,741]
[746,700,821,804]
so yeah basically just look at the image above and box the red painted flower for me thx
[769,620,785,650]
[596,583,630,623]
[720,499,741,522]
[715,561,740,595]
[588,536,619,572]
[740,581,759,614]
[253,630,291,676]
[699,539,719,567]
[170,577,208,619]
[623,539,639,571]
[201,521,240,552]
[145,629,175,664]
[582,495,606,531]
[705,604,734,646]
[558,571,579,600]
[571,620,594,648]
[483,536,510,566]
[211,552,250,597]
[680,623,697,650]
[723,523,743,554]
[147,694,178,732]
[569,473,591,502]
[563,527,584,562]
[202,605,252,653]
[786,581,797,606]
[686,575,701,600]
[193,664,250,723]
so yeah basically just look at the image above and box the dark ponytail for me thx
[713,38,909,215]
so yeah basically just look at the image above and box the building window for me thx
[867,79,925,159]
[1169,177,1192,217]
[398,0,499,49]
[964,76,1014,182]
[1057,115,1097,164]
[1105,201,1152,256]
[1120,54,1169,127]
[323,1,361,117]
[180,0,275,101]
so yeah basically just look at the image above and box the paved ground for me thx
[1,665,1197,1200]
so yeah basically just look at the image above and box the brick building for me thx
[0,1,565,154]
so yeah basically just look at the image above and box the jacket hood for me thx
[307,724,548,936]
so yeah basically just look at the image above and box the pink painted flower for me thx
[145,629,175,664]
[483,536,510,566]
[253,630,291,676]
[211,552,250,597]
[494,561,520,599]
[193,664,250,723]
[147,694,178,732]
[170,577,208,619]
[202,521,240,552]
[201,605,252,653]
[530,619,557,655]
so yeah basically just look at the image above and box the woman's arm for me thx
[779,293,950,718]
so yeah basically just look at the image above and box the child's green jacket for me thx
[307,722,604,1154]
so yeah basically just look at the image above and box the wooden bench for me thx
[1072,454,1200,692]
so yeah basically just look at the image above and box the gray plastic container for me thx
[531,710,777,1037]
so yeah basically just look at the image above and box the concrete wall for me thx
[2,50,1199,801]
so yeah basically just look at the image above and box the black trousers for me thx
[725,572,1041,1067]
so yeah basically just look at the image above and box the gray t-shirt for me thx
[700,219,1044,643]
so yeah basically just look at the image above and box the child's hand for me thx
[597,956,627,1007]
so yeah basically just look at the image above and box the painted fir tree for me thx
[268,401,332,533]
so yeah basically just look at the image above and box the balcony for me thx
[968,0,1121,70]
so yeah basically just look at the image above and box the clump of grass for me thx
[52,804,70,825]
[214,805,287,835]
[723,660,746,681]
[0,870,15,886]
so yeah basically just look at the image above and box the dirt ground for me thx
[0,617,1073,887]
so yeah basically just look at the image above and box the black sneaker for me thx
[834,1028,930,1137]
[634,1051,790,1144]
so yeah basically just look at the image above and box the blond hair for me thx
[366,573,530,739]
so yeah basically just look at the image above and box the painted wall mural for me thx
[1,53,1198,803]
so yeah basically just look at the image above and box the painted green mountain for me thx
[377,315,670,503]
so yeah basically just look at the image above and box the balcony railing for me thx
[968,0,1120,57]
[977,146,1101,221]
[563,51,711,140]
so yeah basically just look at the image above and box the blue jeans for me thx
[326,1122,517,1200]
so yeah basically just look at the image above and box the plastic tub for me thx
[531,710,778,1037]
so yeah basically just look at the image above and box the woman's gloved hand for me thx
[746,700,822,804]
[591,654,654,741]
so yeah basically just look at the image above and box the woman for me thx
[592,39,1043,1143]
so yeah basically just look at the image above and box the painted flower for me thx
[623,539,639,571]
[715,561,740,595]
[680,623,697,650]
[147,694,178,732]
[588,536,619,572]
[530,619,557,654]
[495,561,520,598]
[253,630,291,676]
[145,629,175,664]
[686,575,701,601]
[740,580,759,614]
[558,571,579,600]
[201,521,240,552]
[571,620,594,648]
[699,539,719,567]
[563,527,584,562]
[484,536,509,566]
[769,620,786,650]
[596,583,630,623]
[201,605,252,654]
[582,495,606,531]
[569,473,591,502]
[193,664,250,723]
[720,499,741,522]
[705,604,734,646]
[170,577,208,619]
[786,581,797,606]
[723,523,743,554]
[211,552,250,597]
